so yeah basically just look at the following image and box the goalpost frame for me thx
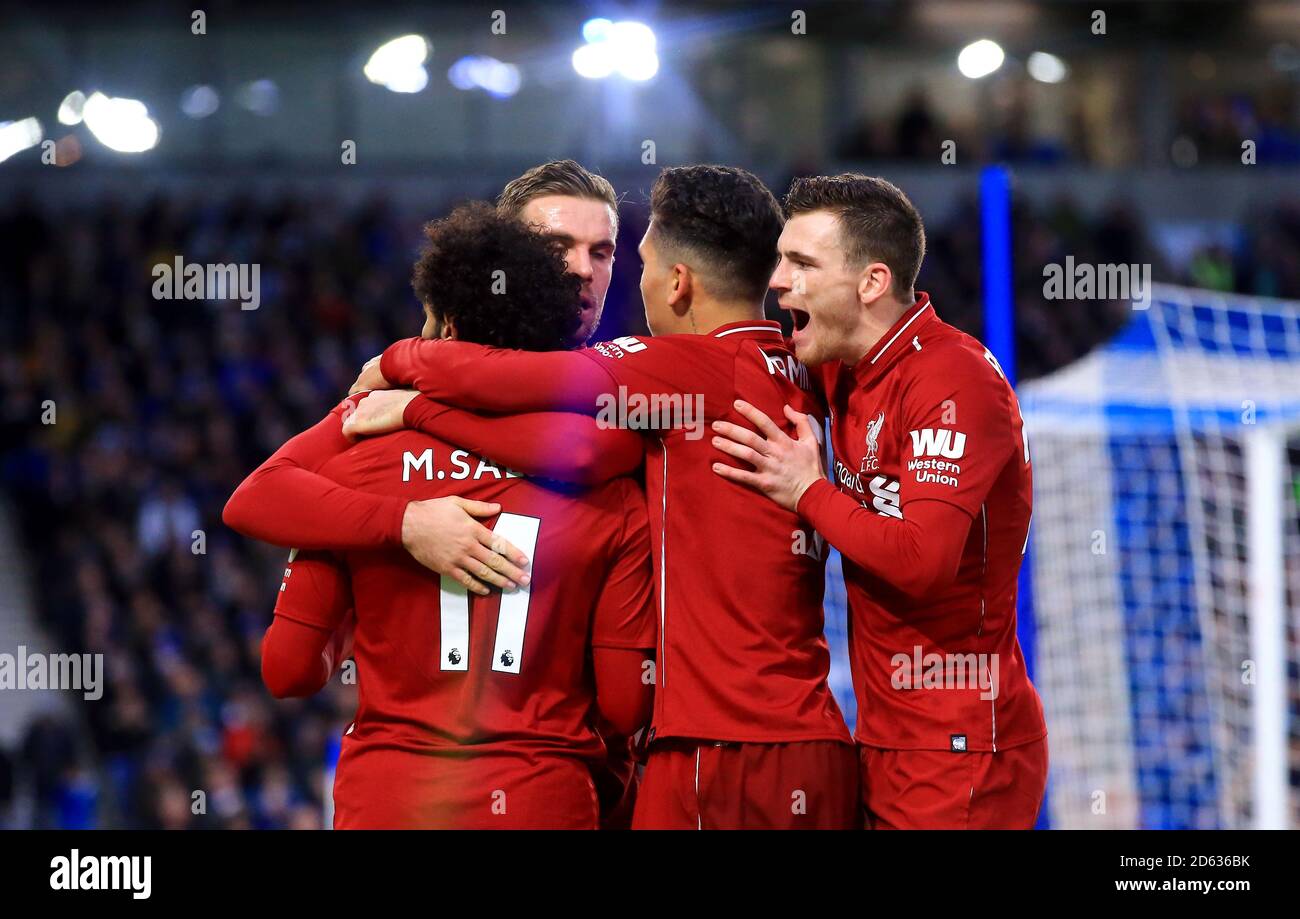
[979,164,1037,678]
[1244,425,1289,830]
[980,164,1050,828]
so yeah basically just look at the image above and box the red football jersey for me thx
[272,400,657,773]
[801,293,1046,752]
[382,322,853,745]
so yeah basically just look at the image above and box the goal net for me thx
[1019,283,1300,829]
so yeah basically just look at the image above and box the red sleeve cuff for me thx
[379,493,409,547]
[380,337,420,389]
[403,394,447,431]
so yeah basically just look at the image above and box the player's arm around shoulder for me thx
[586,332,737,424]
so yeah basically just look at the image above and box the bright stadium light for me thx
[0,117,43,163]
[582,17,613,44]
[365,34,430,93]
[83,92,159,153]
[572,18,658,82]
[1027,51,1068,84]
[448,56,521,98]
[572,43,615,79]
[57,90,86,125]
[957,39,1005,79]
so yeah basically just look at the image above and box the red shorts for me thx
[333,746,599,829]
[632,739,860,830]
[860,738,1048,829]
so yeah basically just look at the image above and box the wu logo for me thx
[909,428,966,459]
[860,411,885,473]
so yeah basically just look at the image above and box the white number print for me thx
[438,513,541,674]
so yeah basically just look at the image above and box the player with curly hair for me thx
[227,204,655,828]
[409,201,582,352]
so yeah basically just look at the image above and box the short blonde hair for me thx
[497,159,619,232]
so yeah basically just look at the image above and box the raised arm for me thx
[377,339,617,414]
[225,394,531,595]
[223,398,407,550]
[400,397,644,485]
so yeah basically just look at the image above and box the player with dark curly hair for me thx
[361,165,859,830]
[226,201,656,828]
[410,202,581,352]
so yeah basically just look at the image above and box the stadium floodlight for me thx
[57,90,86,125]
[572,43,615,80]
[0,117,43,162]
[957,39,1005,79]
[572,18,658,82]
[1027,51,1068,84]
[365,34,430,93]
[83,92,159,153]
[582,17,613,44]
[447,56,521,98]
[180,85,220,118]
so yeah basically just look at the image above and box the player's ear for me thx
[668,262,693,313]
[439,317,457,340]
[857,262,892,307]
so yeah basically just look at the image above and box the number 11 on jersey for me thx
[438,513,541,675]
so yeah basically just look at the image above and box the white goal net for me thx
[1019,283,1300,829]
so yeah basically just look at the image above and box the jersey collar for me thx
[853,292,934,383]
[709,318,785,339]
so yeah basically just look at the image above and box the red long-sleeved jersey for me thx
[381,322,852,746]
[260,397,656,825]
[796,293,1046,753]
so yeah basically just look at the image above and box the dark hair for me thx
[783,174,926,297]
[648,164,784,303]
[411,202,581,351]
[497,159,619,232]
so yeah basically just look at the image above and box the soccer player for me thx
[246,204,655,829]
[709,174,1048,829]
[349,166,858,830]
[225,160,649,828]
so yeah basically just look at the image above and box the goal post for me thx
[1244,424,1289,830]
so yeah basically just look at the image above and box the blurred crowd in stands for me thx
[838,81,1300,166]
[0,178,1297,827]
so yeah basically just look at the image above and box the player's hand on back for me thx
[711,400,825,513]
[349,354,390,395]
[343,389,418,440]
[400,496,531,596]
